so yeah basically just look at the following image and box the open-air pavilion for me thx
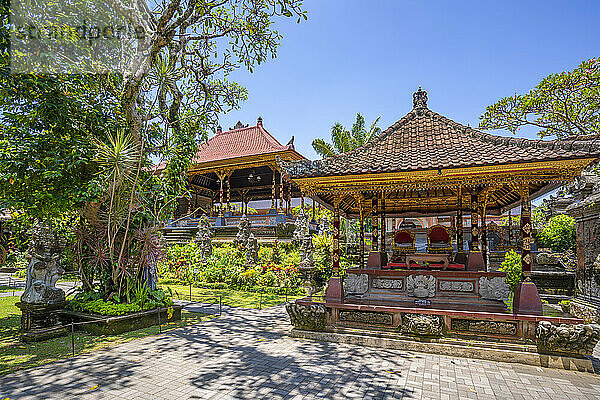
[282,88,600,355]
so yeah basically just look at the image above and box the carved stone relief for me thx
[536,321,600,356]
[372,278,403,290]
[400,313,443,336]
[406,275,436,298]
[286,303,326,331]
[438,280,474,292]
[339,310,393,325]
[478,276,510,301]
[344,273,369,295]
[452,319,517,336]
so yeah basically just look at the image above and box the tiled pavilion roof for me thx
[281,88,600,179]
[193,117,295,164]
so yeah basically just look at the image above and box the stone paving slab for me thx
[1,304,600,399]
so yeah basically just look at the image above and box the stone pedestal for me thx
[325,277,343,303]
[16,301,68,342]
[466,251,484,271]
[366,251,387,269]
[513,279,543,316]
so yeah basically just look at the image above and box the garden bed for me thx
[59,305,182,336]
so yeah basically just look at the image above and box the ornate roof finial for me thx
[412,86,428,109]
[257,116,263,126]
[216,125,223,134]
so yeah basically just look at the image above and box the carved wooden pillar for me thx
[359,208,365,269]
[286,181,292,214]
[325,197,344,302]
[520,184,532,275]
[380,194,386,253]
[507,209,513,247]
[311,199,315,221]
[218,175,225,218]
[470,193,480,251]
[271,168,277,210]
[333,200,341,276]
[391,217,396,246]
[279,172,284,213]
[456,187,464,252]
[371,198,379,252]
[226,174,231,213]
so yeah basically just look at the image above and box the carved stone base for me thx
[325,277,343,303]
[16,301,68,342]
[285,302,326,331]
[536,321,600,356]
[400,313,443,336]
[513,280,543,316]
[569,299,600,323]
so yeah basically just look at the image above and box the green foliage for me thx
[536,214,576,252]
[68,287,173,316]
[312,113,381,158]
[499,250,523,292]
[0,74,120,219]
[479,57,599,138]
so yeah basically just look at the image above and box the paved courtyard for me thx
[1,304,600,400]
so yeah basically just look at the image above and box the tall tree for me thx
[312,113,381,158]
[479,57,599,138]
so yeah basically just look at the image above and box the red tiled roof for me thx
[193,119,293,164]
[281,92,600,178]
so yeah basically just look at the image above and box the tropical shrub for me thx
[68,287,173,316]
[499,250,523,292]
[536,214,576,252]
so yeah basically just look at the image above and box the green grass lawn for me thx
[0,296,215,376]
[0,285,19,293]
[161,284,303,309]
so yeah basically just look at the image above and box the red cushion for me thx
[388,262,407,269]
[429,263,444,269]
[429,226,450,243]
[447,263,465,270]
[382,264,391,269]
[394,231,413,244]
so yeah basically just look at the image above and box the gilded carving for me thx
[339,310,393,325]
[439,280,474,292]
[372,278,403,290]
[406,275,436,298]
[452,319,517,336]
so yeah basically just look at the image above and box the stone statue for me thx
[234,214,252,249]
[285,302,326,331]
[245,233,258,269]
[406,275,436,298]
[536,321,600,356]
[293,209,316,294]
[21,222,66,305]
[194,214,212,261]
[400,313,443,336]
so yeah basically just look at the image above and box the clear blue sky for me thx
[219,0,599,160]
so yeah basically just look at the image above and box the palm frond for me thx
[311,138,336,158]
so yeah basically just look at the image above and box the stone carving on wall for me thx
[439,280,474,292]
[234,214,252,248]
[286,303,326,331]
[339,310,393,325]
[344,273,369,295]
[536,321,600,356]
[452,319,517,336]
[21,222,66,305]
[372,278,403,290]
[194,215,212,261]
[406,275,436,298]
[400,313,443,336]
[478,276,510,301]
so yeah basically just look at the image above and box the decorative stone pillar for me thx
[513,182,543,315]
[325,198,343,302]
[467,192,484,271]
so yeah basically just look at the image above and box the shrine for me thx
[282,88,600,366]
[164,117,312,242]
